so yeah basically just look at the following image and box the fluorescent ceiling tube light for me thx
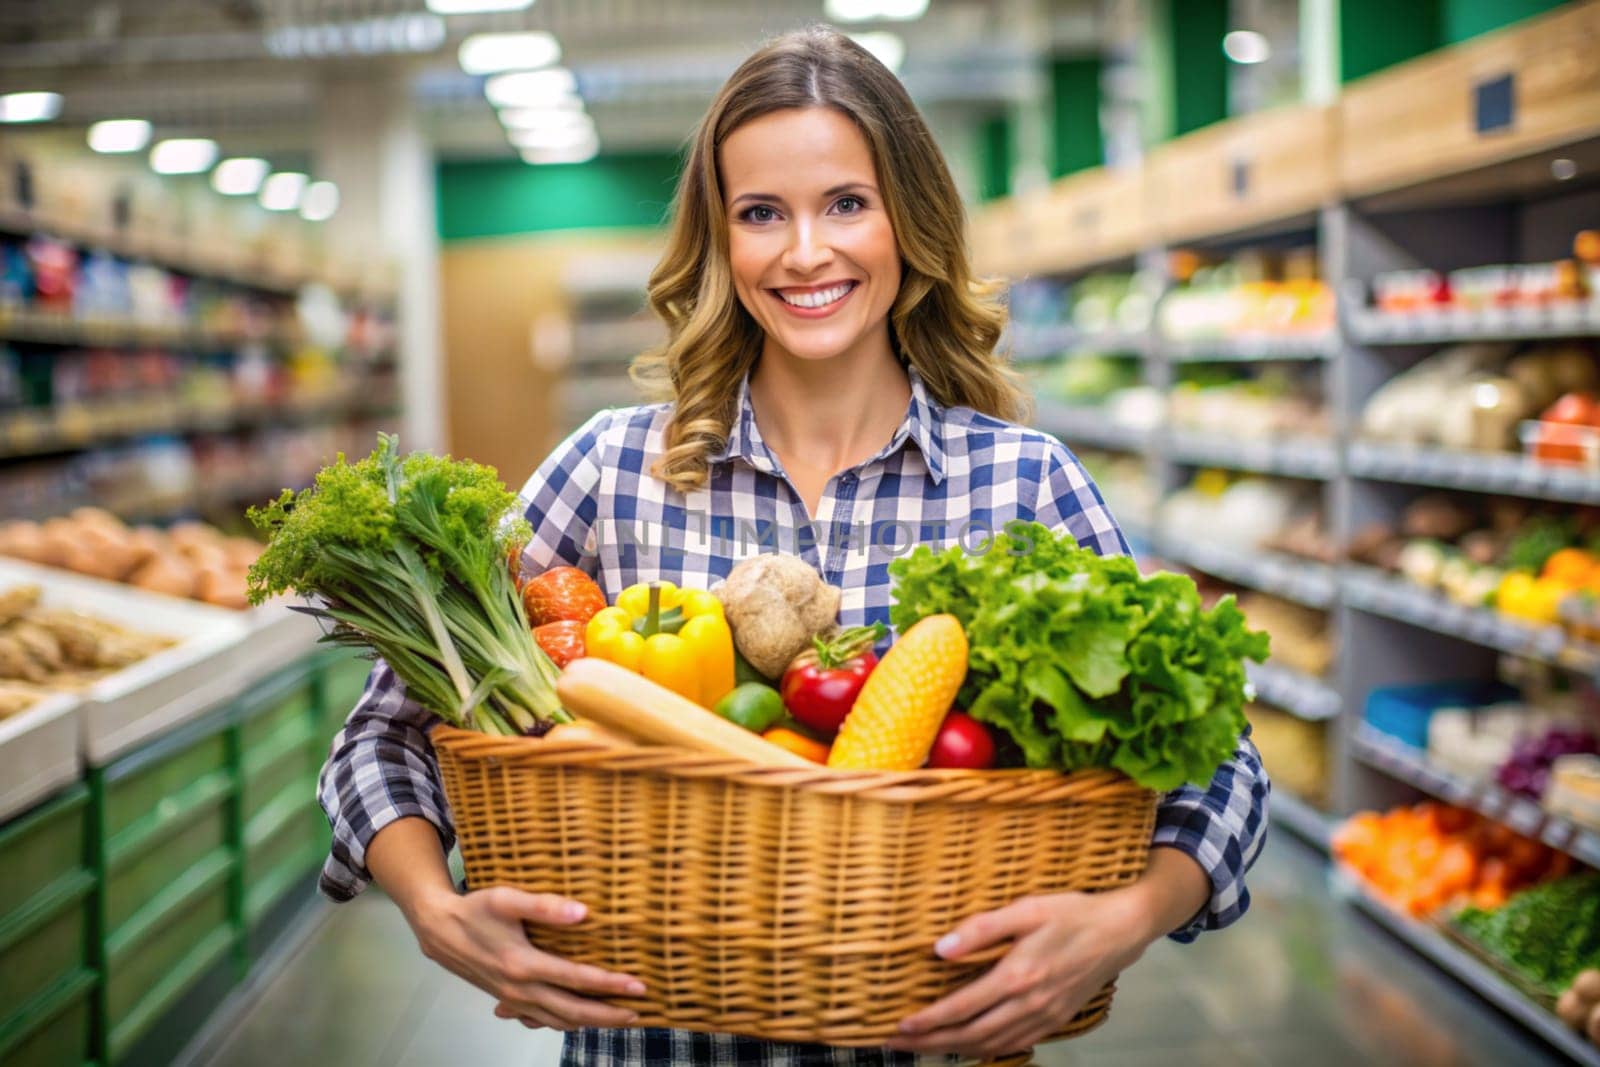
[849,32,905,73]
[498,98,584,127]
[300,181,340,221]
[1223,30,1271,64]
[88,118,152,153]
[459,31,560,75]
[825,0,928,22]
[485,68,578,109]
[501,108,592,134]
[259,171,308,211]
[150,138,219,174]
[211,157,269,195]
[508,122,596,151]
[0,92,63,123]
[521,140,598,166]
[427,0,533,12]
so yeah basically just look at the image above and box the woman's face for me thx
[720,107,901,366]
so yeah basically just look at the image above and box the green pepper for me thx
[713,683,786,733]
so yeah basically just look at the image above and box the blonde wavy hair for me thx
[634,24,1025,493]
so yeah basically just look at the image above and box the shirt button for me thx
[840,473,857,486]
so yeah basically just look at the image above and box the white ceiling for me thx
[0,0,1102,161]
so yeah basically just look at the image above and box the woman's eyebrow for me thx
[728,182,878,209]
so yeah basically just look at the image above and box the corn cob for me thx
[827,614,968,771]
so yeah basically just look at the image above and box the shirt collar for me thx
[713,363,948,484]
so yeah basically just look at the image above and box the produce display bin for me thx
[0,559,251,767]
[0,692,83,822]
[235,602,324,689]
[93,709,238,1065]
[235,661,325,929]
[0,784,94,1067]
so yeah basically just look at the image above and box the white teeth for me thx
[779,283,853,309]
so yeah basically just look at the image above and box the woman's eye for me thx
[742,205,778,223]
[833,196,863,214]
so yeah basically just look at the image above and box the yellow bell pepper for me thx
[583,581,736,707]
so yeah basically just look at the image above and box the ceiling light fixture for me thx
[507,122,597,151]
[825,0,929,21]
[149,138,219,175]
[87,118,151,153]
[1223,30,1271,64]
[459,31,561,75]
[211,157,270,196]
[521,140,599,166]
[0,92,63,124]
[849,31,906,73]
[485,68,578,109]
[427,0,534,12]
[300,181,340,222]
[259,171,309,211]
[500,107,592,133]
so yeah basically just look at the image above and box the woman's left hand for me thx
[884,887,1156,1060]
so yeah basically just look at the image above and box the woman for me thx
[319,26,1268,1065]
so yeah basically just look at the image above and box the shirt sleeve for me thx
[1151,728,1271,942]
[1032,438,1132,557]
[317,412,618,902]
[316,660,452,902]
[1033,436,1270,940]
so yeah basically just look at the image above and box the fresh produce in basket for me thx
[926,711,996,770]
[556,657,811,767]
[713,682,787,733]
[715,554,841,679]
[828,614,968,771]
[761,724,832,763]
[585,581,735,707]
[245,434,566,736]
[532,620,587,668]
[888,522,1269,790]
[779,623,883,737]
[521,565,607,626]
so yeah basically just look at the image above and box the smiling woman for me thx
[325,23,1268,1067]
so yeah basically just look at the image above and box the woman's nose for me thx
[781,220,834,274]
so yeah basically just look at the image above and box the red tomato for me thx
[522,566,607,627]
[926,712,996,770]
[780,625,881,737]
[532,620,586,668]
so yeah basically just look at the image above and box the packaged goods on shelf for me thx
[1236,592,1335,677]
[1360,341,1597,455]
[1167,362,1330,440]
[1159,471,1331,561]
[1007,272,1157,357]
[1246,702,1330,806]
[1158,246,1334,344]
[1074,450,1157,532]
[1548,756,1600,832]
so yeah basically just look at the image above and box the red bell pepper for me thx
[779,623,884,737]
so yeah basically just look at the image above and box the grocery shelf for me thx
[1334,868,1600,1067]
[1034,400,1153,454]
[1270,786,1333,851]
[1347,439,1600,506]
[1340,565,1600,677]
[1167,431,1338,479]
[0,309,293,351]
[1162,334,1336,362]
[1155,532,1339,608]
[1246,660,1342,722]
[1010,324,1148,362]
[1348,723,1600,869]
[1347,304,1600,345]
[0,397,400,462]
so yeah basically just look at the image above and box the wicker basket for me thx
[432,725,1156,1050]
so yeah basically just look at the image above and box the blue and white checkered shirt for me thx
[317,366,1269,1065]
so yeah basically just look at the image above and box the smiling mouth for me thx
[772,281,859,310]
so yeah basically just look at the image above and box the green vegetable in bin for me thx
[714,683,787,733]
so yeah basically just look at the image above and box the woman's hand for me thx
[412,885,647,1031]
[886,848,1211,1059]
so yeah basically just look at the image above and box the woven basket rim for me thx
[430,723,1154,804]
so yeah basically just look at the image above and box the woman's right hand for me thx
[412,885,647,1031]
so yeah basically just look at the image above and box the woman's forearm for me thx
[1125,847,1213,943]
[365,816,458,929]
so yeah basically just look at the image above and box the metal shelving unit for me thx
[1271,787,1334,850]
[1347,305,1600,345]
[1347,439,1600,506]
[1155,532,1339,609]
[1033,400,1153,453]
[1164,333,1336,362]
[1247,660,1342,722]
[1167,431,1338,479]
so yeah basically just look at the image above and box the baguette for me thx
[555,658,812,767]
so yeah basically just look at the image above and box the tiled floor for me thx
[195,835,1565,1066]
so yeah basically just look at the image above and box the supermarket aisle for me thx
[194,834,1563,1067]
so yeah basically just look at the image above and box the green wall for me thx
[1050,56,1104,178]
[1440,0,1568,42]
[1165,0,1229,137]
[436,151,682,241]
[1336,0,1571,83]
[976,113,1014,202]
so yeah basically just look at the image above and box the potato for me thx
[68,507,125,534]
[224,536,263,569]
[196,566,250,610]
[1560,987,1589,1028]
[1575,970,1600,1003]
[714,554,841,679]
[0,521,48,563]
[1589,1001,1600,1047]
[129,554,197,599]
